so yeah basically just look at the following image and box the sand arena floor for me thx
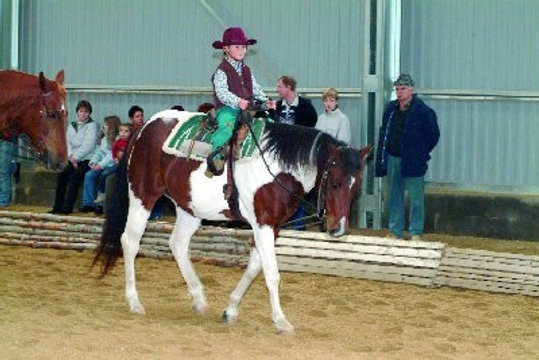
[1,243,538,359]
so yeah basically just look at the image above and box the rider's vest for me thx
[212,59,253,110]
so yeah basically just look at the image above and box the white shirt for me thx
[315,108,351,143]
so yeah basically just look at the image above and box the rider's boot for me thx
[205,147,225,178]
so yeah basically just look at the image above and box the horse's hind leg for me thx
[122,194,152,314]
[222,247,262,324]
[169,207,208,314]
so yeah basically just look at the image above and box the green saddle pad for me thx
[163,115,267,160]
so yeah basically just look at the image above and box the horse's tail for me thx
[92,155,129,276]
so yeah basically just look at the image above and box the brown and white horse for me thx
[0,69,68,170]
[94,109,371,333]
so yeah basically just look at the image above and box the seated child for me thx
[93,123,133,214]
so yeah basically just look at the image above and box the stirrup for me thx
[205,148,225,177]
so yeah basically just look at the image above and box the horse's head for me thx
[319,143,372,237]
[37,70,68,170]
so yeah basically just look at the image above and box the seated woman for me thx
[80,115,121,213]
[49,100,98,215]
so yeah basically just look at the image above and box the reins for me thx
[239,108,328,228]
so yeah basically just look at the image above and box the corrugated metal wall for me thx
[18,0,367,146]
[401,0,539,194]
[0,0,14,69]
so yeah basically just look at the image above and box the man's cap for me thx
[393,74,415,87]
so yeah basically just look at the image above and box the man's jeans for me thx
[0,140,17,207]
[387,155,425,238]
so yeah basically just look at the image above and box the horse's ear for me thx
[328,142,339,157]
[55,69,65,85]
[359,145,373,161]
[38,71,47,91]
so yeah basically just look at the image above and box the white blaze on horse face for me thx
[333,217,347,237]
[350,176,356,189]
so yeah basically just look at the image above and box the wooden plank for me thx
[277,255,439,278]
[437,269,539,286]
[434,276,539,297]
[443,251,539,268]
[277,260,435,286]
[277,238,443,259]
[278,232,446,249]
[440,257,539,275]
[437,265,539,285]
[447,247,539,262]
[276,246,441,268]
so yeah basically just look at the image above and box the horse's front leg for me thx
[255,226,295,334]
[121,202,151,314]
[222,246,262,324]
[169,208,208,314]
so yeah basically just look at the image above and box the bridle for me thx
[316,159,336,221]
[39,91,66,121]
[241,114,336,226]
[2,91,66,160]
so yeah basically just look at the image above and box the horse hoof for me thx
[274,318,295,334]
[221,310,238,324]
[129,304,146,315]
[192,303,209,315]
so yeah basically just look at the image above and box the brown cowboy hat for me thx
[212,27,257,49]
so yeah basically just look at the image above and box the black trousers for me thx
[52,160,90,213]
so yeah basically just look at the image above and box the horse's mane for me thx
[262,122,354,172]
[0,71,44,103]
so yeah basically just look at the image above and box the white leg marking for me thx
[169,207,207,314]
[222,247,262,324]
[122,193,151,314]
[254,226,295,334]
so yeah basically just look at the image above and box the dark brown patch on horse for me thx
[253,173,305,229]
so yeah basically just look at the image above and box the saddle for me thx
[163,110,266,161]
[163,110,269,220]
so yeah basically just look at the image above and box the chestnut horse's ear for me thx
[359,145,373,161]
[55,69,65,85]
[38,71,48,91]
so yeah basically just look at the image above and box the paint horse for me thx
[94,109,372,333]
[0,69,68,170]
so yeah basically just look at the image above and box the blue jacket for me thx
[375,95,439,177]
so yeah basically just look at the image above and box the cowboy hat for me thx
[212,27,257,49]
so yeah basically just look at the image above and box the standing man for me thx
[375,74,440,240]
[275,76,317,127]
[275,76,318,230]
[0,131,19,207]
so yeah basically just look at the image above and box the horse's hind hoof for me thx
[274,318,295,334]
[221,310,238,324]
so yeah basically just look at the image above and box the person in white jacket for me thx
[315,88,351,143]
[49,100,98,215]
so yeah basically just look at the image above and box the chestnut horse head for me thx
[0,69,68,170]
[93,110,371,333]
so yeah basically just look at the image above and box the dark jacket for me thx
[276,96,317,127]
[212,59,253,110]
[375,95,440,177]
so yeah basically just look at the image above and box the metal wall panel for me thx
[425,98,539,193]
[401,0,539,194]
[19,0,366,146]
